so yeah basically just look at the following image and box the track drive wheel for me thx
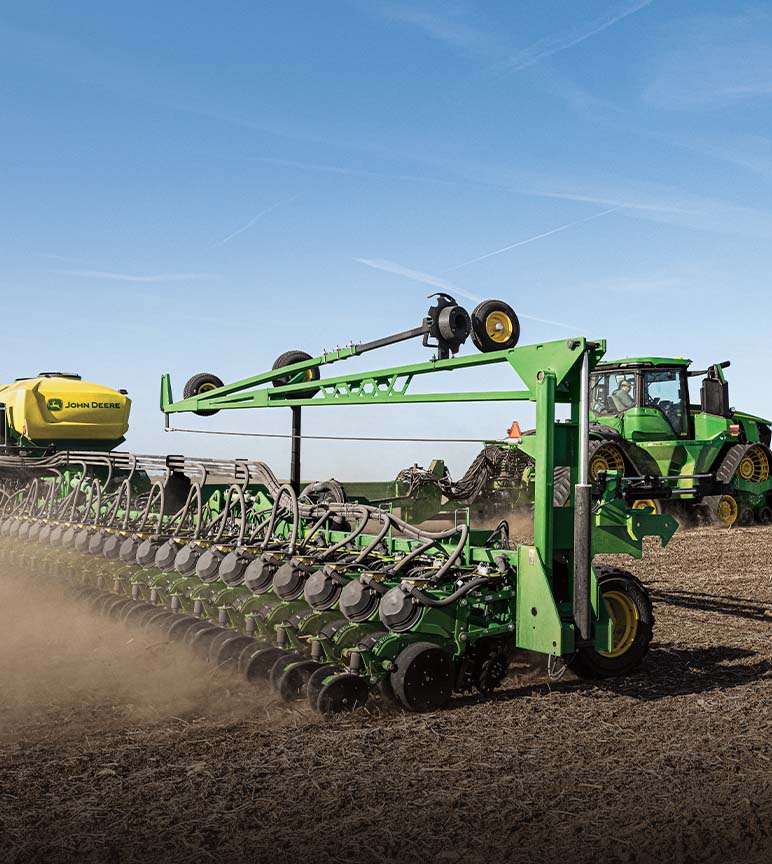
[568,568,653,679]
[588,441,626,480]
[183,372,224,417]
[391,642,454,712]
[716,494,739,528]
[632,499,661,515]
[271,350,320,400]
[470,300,520,353]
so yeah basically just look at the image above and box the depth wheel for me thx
[244,646,286,682]
[757,506,772,525]
[470,300,520,353]
[269,651,305,692]
[316,674,369,714]
[213,635,257,671]
[183,372,224,417]
[277,660,325,702]
[391,642,454,712]
[306,664,342,708]
[568,568,653,679]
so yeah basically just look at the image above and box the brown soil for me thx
[0,527,770,864]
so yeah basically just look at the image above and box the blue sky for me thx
[2,1,772,479]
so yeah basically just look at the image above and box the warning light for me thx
[729,424,740,437]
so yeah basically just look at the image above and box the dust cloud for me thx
[0,559,287,742]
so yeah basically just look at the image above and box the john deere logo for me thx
[47,398,63,412]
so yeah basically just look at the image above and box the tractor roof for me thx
[595,357,691,370]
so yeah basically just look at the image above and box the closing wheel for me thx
[271,350,320,400]
[568,568,653,679]
[589,442,626,480]
[316,673,370,714]
[391,642,454,712]
[183,372,224,417]
[716,494,739,527]
[470,300,520,353]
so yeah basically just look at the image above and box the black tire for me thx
[305,664,342,708]
[271,350,320,400]
[391,642,454,712]
[316,673,370,714]
[738,506,755,527]
[568,567,653,679]
[470,300,520,353]
[183,372,224,417]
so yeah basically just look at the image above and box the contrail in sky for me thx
[500,0,654,73]
[354,258,582,330]
[53,269,214,283]
[444,207,619,272]
[209,194,300,248]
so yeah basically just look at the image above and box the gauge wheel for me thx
[470,300,520,353]
[183,372,224,417]
[568,568,653,679]
[271,350,320,400]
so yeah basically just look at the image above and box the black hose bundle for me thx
[396,444,532,505]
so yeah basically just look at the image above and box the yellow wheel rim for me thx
[632,499,659,514]
[485,310,514,344]
[197,382,217,394]
[737,447,769,483]
[589,443,625,480]
[717,494,738,527]
[599,590,639,659]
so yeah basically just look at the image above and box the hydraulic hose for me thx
[408,574,492,607]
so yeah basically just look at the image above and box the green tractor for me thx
[585,357,772,526]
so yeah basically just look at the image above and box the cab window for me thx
[590,372,636,415]
[641,369,686,436]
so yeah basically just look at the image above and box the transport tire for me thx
[470,300,520,353]
[183,372,224,417]
[568,568,653,679]
[271,350,320,400]
[391,642,454,712]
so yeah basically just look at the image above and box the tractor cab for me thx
[590,356,747,443]
[590,358,698,441]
